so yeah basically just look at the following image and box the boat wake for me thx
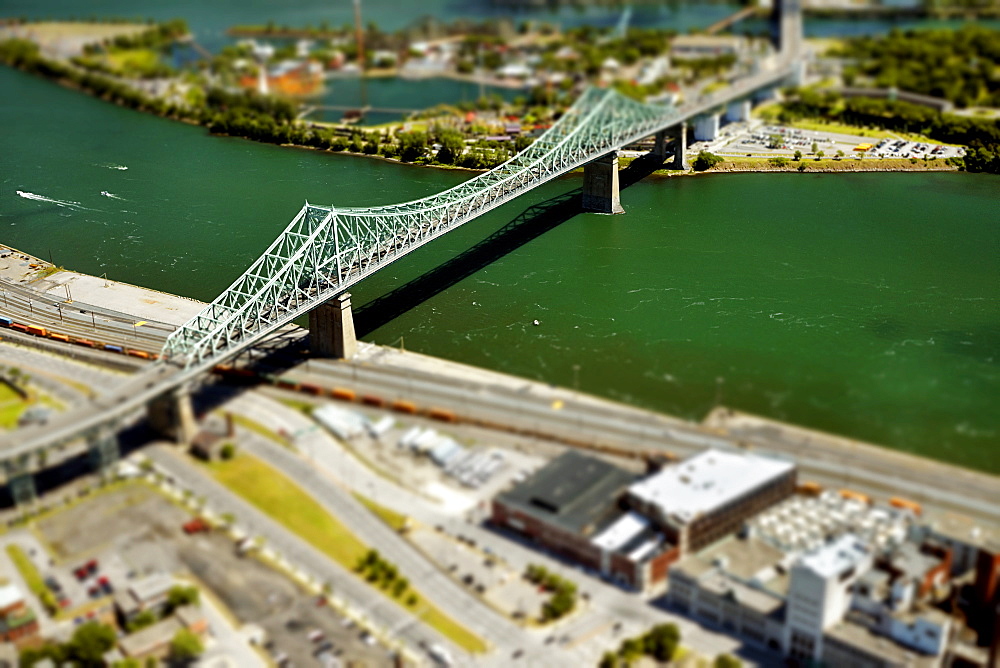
[16,190,91,210]
[100,190,124,200]
[98,163,128,171]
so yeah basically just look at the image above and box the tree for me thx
[66,621,117,665]
[816,150,825,160]
[811,141,818,154]
[220,443,236,460]
[715,654,743,668]
[127,610,157,632]
[170,628,204,663]
[435,128,465,164]
[644,623,680,661]
[692,151,723,171]
[768,134,784,149]
[167,585,200,612]
[793,150,802,161]
[398,131,428,162]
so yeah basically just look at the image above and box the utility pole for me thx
[353,0,365,71]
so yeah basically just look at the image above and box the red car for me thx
[183,518,211,534]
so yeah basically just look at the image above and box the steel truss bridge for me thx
[3,59,795,456]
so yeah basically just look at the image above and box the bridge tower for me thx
[582,152,625,214]
[309,292,358,359]
[771,0,804,57]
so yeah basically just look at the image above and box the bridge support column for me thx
[7,472,36,507]
[147,387,197,445]
[309,293,358,359]
[582,152,624,215]
[87,432,120,474]
[726,100,752,124]
[694,114,721,142]
[653,130,668,160]
[670,122,689,171]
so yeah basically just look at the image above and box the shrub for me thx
[692,151,723,171]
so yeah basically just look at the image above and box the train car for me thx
[300,383,323,396]
[0,316,12,327]
[889,497,923,516]
[25,325,47,337]
[392,400,417,415]
[10,323,28,333]
[127,349,151,360]
[103,344,124,353]
[427,408,457,423]
[839,489,872,505]
[330,387,356,402]
[48,332,70,343]
[73,338,96,348]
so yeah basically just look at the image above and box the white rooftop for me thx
[799,533,870,579]
[628,449,794,525]
[0,583,24,609]
[592,511,650,552]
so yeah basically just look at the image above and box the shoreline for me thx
[0,58,975,180]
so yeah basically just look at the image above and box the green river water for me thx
[1,65,998,473]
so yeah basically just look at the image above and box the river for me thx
[1,65,997,473]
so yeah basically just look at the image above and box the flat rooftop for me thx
[628,449,795,525]
[799,533,870,580]
[497,450,634,536]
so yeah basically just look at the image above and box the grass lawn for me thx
[351,492,409,531]
[206,455,487,653]
[0,384,27,429]
[227,413,295,450]
[786,118,897,139]
[106,48,161,76]
[5,544,45,596]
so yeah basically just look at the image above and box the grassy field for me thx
[352,492,410,532]
[227,413,295,450]
[106,48,160,75]
[206,454,487,653]
[5,544,45,596]
[0,383,27,429]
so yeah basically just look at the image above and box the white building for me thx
[785,534,873,662]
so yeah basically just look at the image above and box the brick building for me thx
[0,583,39,648]
[626,449,797,554]
[492,448,796,590]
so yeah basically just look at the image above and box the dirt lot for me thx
[36,483,395,667]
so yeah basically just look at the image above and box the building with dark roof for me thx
[491,451,679,590]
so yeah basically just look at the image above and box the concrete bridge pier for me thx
[8,472,36,507]
[726,100,752,124]
[694,114,721,142]
[309,292,358,359]
[87,432,120,473]
[147,387,197,445]
[582,151,625,214]
[670,122,689,170]
[653,130,668,160]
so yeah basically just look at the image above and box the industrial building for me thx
[492,448,797,591]
[666,488,999,668]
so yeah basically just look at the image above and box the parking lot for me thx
[34,483,396,668]
[716,122,965,160]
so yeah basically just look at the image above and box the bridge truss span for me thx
[162,86,686,367]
